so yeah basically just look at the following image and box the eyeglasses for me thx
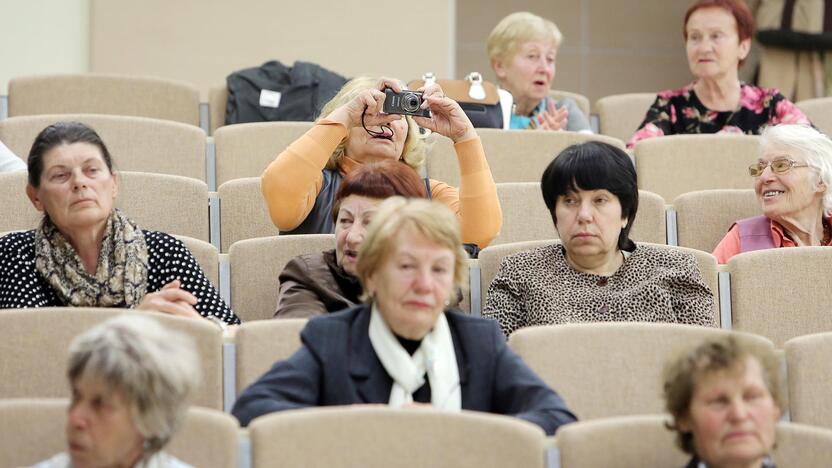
[748,158,810,177]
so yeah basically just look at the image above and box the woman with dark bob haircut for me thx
[483,141,715,336]
[0,122,239,325]
[663,335,784,467]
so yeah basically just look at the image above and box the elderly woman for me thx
[628,0,810,149]
[713,124,832,263]
[483,141,715,336]
[275,159,426,318]
[487,12,591,133]
[663,336,783,468]
[0,122,239,325]
[261,76,501,249]
[233,198,577,435]
[35,314,200,468]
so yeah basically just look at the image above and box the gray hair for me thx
[760,124,832,214]
[67,314,200,455]
[487,12,563,66]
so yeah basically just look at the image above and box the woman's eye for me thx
[51,173,68,181]
[595,197,608,205]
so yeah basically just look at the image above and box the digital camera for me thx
[383,88,431,117]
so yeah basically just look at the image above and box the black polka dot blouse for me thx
[0,230,240,325]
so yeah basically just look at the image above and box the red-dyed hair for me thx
[331,160,427,222]
[684,0,754,40]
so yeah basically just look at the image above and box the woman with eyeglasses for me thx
[713,124,832,263]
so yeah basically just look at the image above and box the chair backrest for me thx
[208,84,229,135]
[595,93,656,143]
[214,121,314,186]
[235,319,307,394]
[771,422,832,465]
[0,308,224,409]
[634,134,759,202]
[556,414,687,468]
[508,323,772,419]
[0,114,207,181]
[555,416,832,468]
[549,89,591,117]
[726,247,832,346]
[8,74,201,126]
[0,399,238,468]
[0,171,209,242]
[229,235,335,322]
[797,97,832,136]
[785,332,832,430]
[425,130,625,186]
[673,189,760,253]
[248,407,546,468]
[632,190,667,244]
[217,177,278,252]
[176,235,220,287]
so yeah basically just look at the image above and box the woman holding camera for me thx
[261,77,502,249]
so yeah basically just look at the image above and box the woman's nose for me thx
[345,224,365,245]
[413,269,433,292]
[70,171,89,190]
[67,404,88,429]
[577,202,594,222]
[727,399,750,421]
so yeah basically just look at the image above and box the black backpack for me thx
[225,60,348,125]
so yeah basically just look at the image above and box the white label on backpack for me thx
[259,89,282,108]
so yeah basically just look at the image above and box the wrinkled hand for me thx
[536,99,568,131]
[137,279,201,319]
[412,84,478,143]
[325,77,405,130]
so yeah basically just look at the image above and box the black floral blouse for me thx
[628,82,811,148]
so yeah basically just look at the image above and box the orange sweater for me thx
[261,121,502,247]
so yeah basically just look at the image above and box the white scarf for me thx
[368,305,461,410]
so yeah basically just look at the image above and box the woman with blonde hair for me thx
[260,77,502,249]
[487,12,591,132]
[234,197,576,435]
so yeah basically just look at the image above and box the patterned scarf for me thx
[35,209,149,307]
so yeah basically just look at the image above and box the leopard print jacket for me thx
[483,243,716,336]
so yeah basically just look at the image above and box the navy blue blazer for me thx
[232,305,577,435]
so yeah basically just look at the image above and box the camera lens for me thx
[402,93,420,113]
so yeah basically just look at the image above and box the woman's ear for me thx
[111,171,119,199]
[25,184,44,212]
[492,59,508,81]
[738,38,751,62]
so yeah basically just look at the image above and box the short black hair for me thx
[540,141,638,251]
[28,121,113,188]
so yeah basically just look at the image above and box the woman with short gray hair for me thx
[34,314,200,468]
[713,124,832,263]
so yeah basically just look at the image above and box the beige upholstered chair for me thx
[248,407,546,468]
[673,189,759,253]
[0,171,209,241]
[785,332,832,430]
[425,130,625,186]
[213,121,314,186]
[556,415,687,467]
[176,235,220,287]
[235,319,307,393]
[797,97,832,136]
[555,415,832,468]
[8,74,201,126]
[595,93,656,143]
[491,182,555,246]
[0,114,207,181]
[726,247,832,347]
[508,324,772,419]
[208,84,229,135]
[0,309,224,409]
[549,89,591,117]
[0,399,238,468]
[217,177,278,252]
[228,234,335,322]
[632,190,667,244]
[634,134,759,202]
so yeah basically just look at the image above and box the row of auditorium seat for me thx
[0,113,771,201]
[2,309,832,437]
[3,400,829,468]
[4,74,832,140]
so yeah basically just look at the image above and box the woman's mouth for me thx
[762,190,785,199]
